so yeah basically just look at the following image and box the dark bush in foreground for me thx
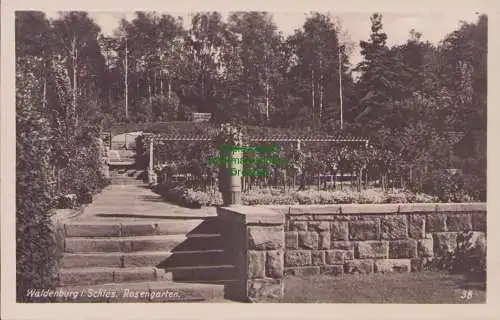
[424,231,486,284]
[16,62,58,301]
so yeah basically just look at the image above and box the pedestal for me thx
[148,168,157,186]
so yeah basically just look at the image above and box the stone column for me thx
[229,149,243,205]
[148,138,157,185]
[217,206,285,302]
[219,148,243,206]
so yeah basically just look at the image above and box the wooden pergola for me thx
[141,132,369,206]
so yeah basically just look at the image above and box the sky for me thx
[43,11,482,67]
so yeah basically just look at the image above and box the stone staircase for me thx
[56,174,236,302]
[109,169,144,185]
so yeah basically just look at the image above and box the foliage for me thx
[155,182,438,207]
[16,11,111,300]
[16,55,58,302]
[421,169,478,202]
[426,231,486,283]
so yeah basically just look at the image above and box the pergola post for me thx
[148,137,157,185]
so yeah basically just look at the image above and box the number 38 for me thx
[460,289,473,300]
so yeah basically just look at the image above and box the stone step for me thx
[61,249,227,268]
[164,265,237,283]
[53,280,228,302]
[64,234,223,253]
[64,218,218,237]
[58,267,172,286]
[58,265,236,286]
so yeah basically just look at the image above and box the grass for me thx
[276,272,486,304]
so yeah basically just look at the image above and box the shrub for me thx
[16,58,58,302]
[421,169,480,202]
[452,231,486,282]
[154,182,441,207]
[424,231,486,283]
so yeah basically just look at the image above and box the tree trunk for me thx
[148,76,152,104]
[311,69,315,124]
[71,33,78,124]
[154,70,157,96]
[124,38,129,119]
[43,68,47,109]
[319,58,323,124]
[160,72,164,96]
[319,83,323,123]
[168,79,172,100]
[247,91,251,118]
[265,82,270,121]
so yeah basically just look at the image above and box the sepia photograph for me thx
[7,4,490,313]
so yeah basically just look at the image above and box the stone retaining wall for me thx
[218,206,285,302]
[284,203,486,276]
[218,203,486,302]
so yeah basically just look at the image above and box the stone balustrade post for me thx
[217,206,285,302]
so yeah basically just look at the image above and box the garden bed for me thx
[153,182,454,207]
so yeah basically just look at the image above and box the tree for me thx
[354,13,413,132]
[227,12,284,122]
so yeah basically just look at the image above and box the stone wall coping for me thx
[217,205,285,225]
[285,202,486,215]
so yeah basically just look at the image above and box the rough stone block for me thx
[411,258,431,272]
[308,221,330,232]
[318,232,331,249]
[408,214,426,239]
[417,239,434,257]
[285,232,298,250]
[248,226,284,250]
[284,266,320,276]
[298,231,319,249]
[344,260,373,274]
[355,241,389,259]
[349,220,380,241]
[471,212,486,232]
[426,214,447,232]
[311,251,325,266]
[266,250,283,278]
[326,250,345,264]
[433,232,458,256]
[447,214,472,232]
[331,241,354,250]
[320,265,344,276]
[248,250,266,279]
[247,279,283,301]
[284,251,311,267]
[381,216,408,240]
[289,221,307,231]
[330,222,349,241]
[345,250,355,260]
[374,259,411,273]
[389,240,418,259]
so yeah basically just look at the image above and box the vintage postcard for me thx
[2,0,498,319]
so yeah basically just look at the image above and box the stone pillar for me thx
[219,148,243,206]
[229,149,243,205]
[148,138,157,185]
[218,206,285,302]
